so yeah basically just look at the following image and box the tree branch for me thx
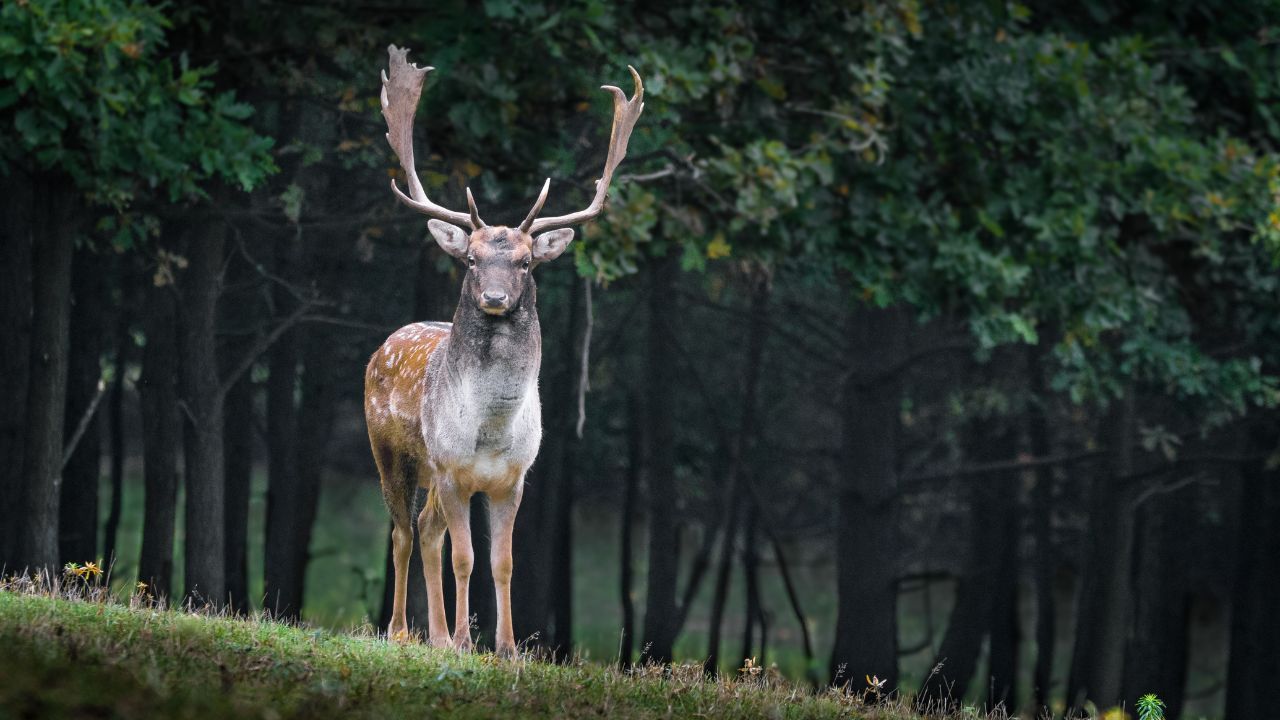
[618,164,677,183]
[302,314,402,335]
[900,449,1109,492]
[218,299,316,398]
[575,279,593,439]
[61,377,108,470]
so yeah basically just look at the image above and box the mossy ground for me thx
[0,588,948,719]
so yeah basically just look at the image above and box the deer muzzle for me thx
[481,289,510,315]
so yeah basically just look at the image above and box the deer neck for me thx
[442,280,541,423]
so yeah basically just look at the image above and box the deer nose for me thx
[482,289,508,307]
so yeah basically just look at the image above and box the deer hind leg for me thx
[375,445,414,641]
[417,475,451,648]
[438,480,475,651]
[488,480,524,658]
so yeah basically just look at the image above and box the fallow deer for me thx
[366,45,643,655]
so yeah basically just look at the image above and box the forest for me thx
[2,1,1280,718]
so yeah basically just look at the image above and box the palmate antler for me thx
[381,45,486,229]
[519,66,645,235]
[381,45,644,234]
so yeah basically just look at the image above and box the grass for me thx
[94,464,935,680]
[0,583,953,720]
[87,465,1226,717]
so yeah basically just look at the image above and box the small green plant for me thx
[1136,693,1166,720]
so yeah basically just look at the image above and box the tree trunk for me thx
[1121,482,1190,719]
[103,339,127,570]
[705,491,741,674]
[264,233,302,618]
[510,268,583,654]
[830,306,906,691]
[986,469,1020,711]
[918,419,1018,711]
[103,276,134,572]
[0,169,34,571]
[512,456,551,645]
[59,245,106,566]
[220,248,259,614]
[640,253,680,664]
[766,521,817,683]
[673,448,726,637]
[619,393,642,668]
[1066,395,1137,713]
[177,220,228,605]
[266,250,339,619]
[18,178,74,574]
[287,319,339,622]
[549,275,588,657]
[736,273,772,670]
[920,569,989,708]
[705,268,773,674]
[138,264,181,598]
[548,477,572,654]
[740,500,762,666]
[223,371,254,612]
[1225,424,1280,719]
[1027,347,1057,715]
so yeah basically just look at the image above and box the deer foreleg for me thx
[417,485,450,648]
[488,481,524,657]
[440,483,475,651]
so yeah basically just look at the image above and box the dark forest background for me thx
[4,1,1280,717]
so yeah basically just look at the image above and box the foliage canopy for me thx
[0,0,275,246]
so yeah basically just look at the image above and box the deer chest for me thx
[422,360,542,483]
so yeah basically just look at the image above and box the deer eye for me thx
[521,258,531,271]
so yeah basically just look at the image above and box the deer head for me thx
[380,45,644,316]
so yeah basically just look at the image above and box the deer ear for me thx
[531,228,574,264]
[427,219,469,259]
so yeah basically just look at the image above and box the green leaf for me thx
[679,241,707,273]
[280,183,305,224]
[977,209,1005,239]
[177,87,202,106]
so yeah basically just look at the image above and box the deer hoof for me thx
[495,642,517,659]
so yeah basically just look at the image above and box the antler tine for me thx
[525,66,645,235]
[381,45,477,230]
[518,178,551,233]
[466,187,486,228]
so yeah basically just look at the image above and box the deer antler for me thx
[381,45,485,229]
[521,66,645,235]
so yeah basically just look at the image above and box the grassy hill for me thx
[0,587,932,720]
